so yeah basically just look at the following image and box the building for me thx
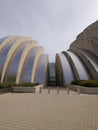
[0,35,49,86]
[0,21,98,87]
[56,21,98,86]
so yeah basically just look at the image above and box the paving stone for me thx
[0,89,98,130]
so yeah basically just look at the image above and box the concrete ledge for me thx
[67,84,98,94]
[0,88,12,92]
[13,84,43,93]
[0,88,12,94]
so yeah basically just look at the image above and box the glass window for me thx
[5,42,27,82]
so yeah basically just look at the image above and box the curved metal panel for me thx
[0,36,45,84]
[79,49,98,72]
[1,37,31,82]
[59,53,75,83]
[34,54,48,84]
[20,47,39,82]
[0,36,20,51]
[16,41,37,83]
[31,47,44,82]
[66,51,90,80]
[0,36,9,44]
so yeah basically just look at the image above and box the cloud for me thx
[0,0,98,61]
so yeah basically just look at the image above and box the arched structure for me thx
[0,21,98,87]
[0,35,49,85]
[56,21,98,86]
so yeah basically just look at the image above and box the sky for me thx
[0,0,98,61]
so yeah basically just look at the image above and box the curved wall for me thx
[0,21,98,87]
[56,21,98,86]
[56,53,75,84]
[0,35,49,85]
[70,21,98,57]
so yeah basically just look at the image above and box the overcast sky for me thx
[0,0,98,61]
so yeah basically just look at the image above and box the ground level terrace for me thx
[0,89,98,130]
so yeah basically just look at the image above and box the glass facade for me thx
[79,49,98,72]
[0,39,17,80]
[5,42,27,82]
[0,36,9,44]
[0,36,48,84]
[20,47,39,82]
[48,63,56,85]
[59,53,75,84]
[0,32,98,86]
[0,36,48,85]
[66,51,90,80]
[34,54,48,84]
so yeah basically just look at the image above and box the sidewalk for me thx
[0,89,98,130]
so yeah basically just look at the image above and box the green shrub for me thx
[71,80,98,87]
[79,80,98,87]
[71,80,85,85]
[0,82,15,89]
[16,82,39,87]
[0,82,39,89]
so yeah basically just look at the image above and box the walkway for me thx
[0,89,98,130]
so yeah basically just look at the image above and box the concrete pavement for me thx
[0,89,98,130]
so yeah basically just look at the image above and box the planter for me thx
[0,88,12,94]
[67,84,98,94]
[12,84,43,93]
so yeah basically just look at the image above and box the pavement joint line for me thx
[0,89,98,130]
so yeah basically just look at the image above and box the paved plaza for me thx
[0,88,98,130]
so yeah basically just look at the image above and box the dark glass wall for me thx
[5,42,27,82]
[34,54,48,84]
[48,63,56,85]
[66,51,91,80]
[20,47,39,82]
[0,39,17,81]
[0,36,9,44]
[79,49,98,72]
[58,53,75,84]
